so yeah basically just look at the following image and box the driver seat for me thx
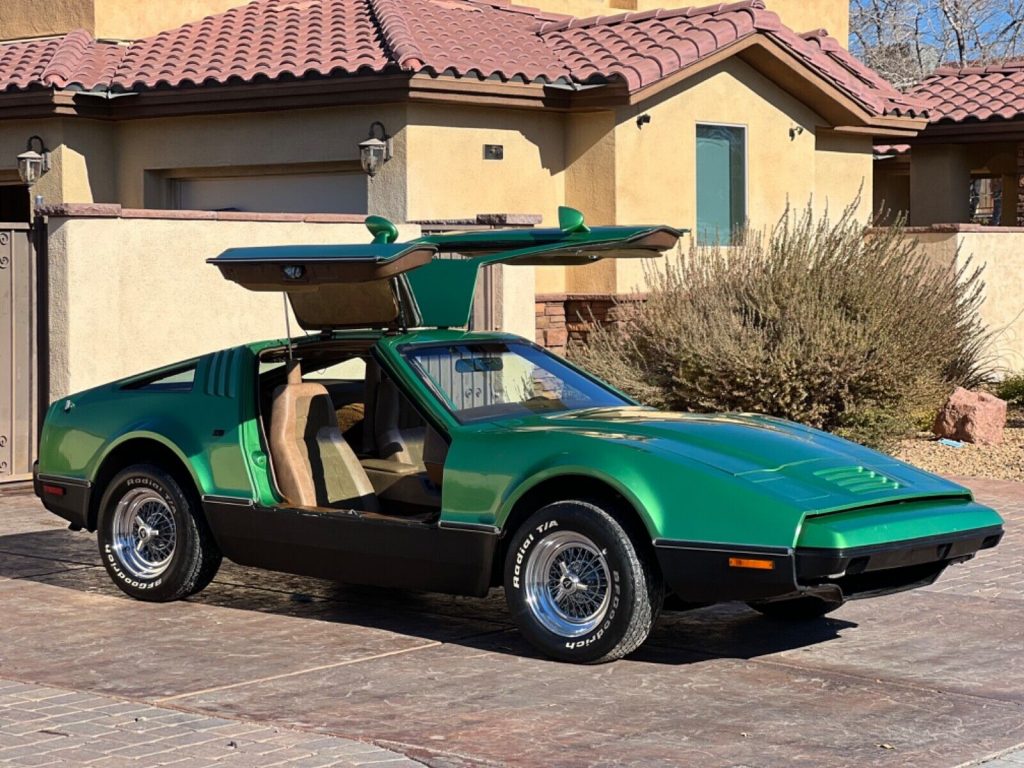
[270,362,379,511]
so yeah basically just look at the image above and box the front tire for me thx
[504,500,662,663]
[97,464,221,602]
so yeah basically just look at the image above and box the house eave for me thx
[829,120,928,138]
[907,117,1024,144]
[0,71,602,119]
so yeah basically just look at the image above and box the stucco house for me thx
[0,0,926,481]
[873,64,1024,376]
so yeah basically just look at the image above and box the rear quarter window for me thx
[121,364,196,393]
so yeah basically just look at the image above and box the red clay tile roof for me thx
[112,0,390,89]
[540,4,767,91]
[910,62,1024,123]
[374,0,571,82]
[0,29,124,91]
[539,4,924,115]
[0,0,925,119]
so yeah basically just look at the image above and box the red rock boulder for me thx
[932,387,1007,445]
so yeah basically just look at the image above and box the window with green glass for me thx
[696,124,746,245]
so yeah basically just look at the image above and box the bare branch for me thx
[851,0,1024,83]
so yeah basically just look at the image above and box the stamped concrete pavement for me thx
[0,477,1021,767]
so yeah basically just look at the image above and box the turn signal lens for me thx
[41,484,65,497]
[728,557,775,570]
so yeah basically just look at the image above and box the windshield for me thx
[404,341,630,423]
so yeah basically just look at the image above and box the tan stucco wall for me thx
[0,118,117,207]
[113,104,407,220]
[611,57,864,294]
[954,232,1024,373]
[0,0,93,41]
[46,217,420,398]
[496,266,538,341]
[93,0,249,40]
[403,103,573,323]
[559,111,619,295]
[764,0,849,42]
[0,0,248,41]
[403,103,564,223]
[914,230,1024,373]
[813,132,874,217]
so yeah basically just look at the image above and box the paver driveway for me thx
[0,477,1021,767]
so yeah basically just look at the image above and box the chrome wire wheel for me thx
[110,488,177,580]
[523,530,611,638]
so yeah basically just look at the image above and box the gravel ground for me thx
[894,408,1024,482]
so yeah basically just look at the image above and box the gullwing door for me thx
[208,236,437,331]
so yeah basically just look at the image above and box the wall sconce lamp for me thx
[17,135,50,186]
[359,121,393,177]
[636,113,652,129]
[789,125,805,141]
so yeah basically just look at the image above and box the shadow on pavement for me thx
[0,527,856,665]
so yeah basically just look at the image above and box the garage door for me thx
[173,173,368,214]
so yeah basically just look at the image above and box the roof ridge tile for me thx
[370,0,433,69]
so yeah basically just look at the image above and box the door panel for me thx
[203,498,497,596]
[0,224,36,482]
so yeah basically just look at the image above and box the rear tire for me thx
[97,464,221,602]
[504,500,662,663]
[747,595,843,620]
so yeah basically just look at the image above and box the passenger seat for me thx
[374,377,425,465]
[269,362,380,511]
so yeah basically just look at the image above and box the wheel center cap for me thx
[560,573,581,593]
[138,525,159,544]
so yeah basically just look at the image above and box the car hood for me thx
[502,407,969,513]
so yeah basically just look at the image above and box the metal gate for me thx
[0,224,37,482]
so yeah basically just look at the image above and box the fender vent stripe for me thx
[204,350,240,398]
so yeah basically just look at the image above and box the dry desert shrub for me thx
[570,202,993,448]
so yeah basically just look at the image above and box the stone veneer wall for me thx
[535,293,647,354]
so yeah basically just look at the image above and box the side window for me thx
[303,357,367,382]
[122,364,196,393]
[696,123,746,245]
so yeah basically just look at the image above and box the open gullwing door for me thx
[407,207,686,328]
[208,208,686,331]
[208,217,436,331]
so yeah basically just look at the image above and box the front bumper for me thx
[654,525,1003,603]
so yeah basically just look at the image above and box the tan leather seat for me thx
[374,377,425,465]
[270,363,379,511]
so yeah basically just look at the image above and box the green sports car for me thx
[33,208,1004,663]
